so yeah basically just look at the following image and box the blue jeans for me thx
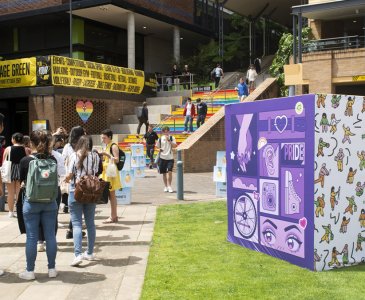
[23,198,58,271]
[184,115,193,132]
[68,186,96,257]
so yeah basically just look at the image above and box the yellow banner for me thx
[0,57,36,89]
[352,76,365,82]
[51,56,145,94]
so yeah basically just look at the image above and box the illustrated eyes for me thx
[262,229,276,245]
[286,235,302,252]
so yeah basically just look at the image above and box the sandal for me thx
[102,217,118,224]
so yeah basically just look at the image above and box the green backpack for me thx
[26,154,58,203]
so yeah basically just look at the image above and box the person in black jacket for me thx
[143,125,159,169]
[136,102,149,137]
[196,98,208,129]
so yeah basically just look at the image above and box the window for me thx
[0,26,13,54]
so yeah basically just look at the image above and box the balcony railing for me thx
[303,35,365,53]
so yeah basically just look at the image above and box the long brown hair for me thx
[30,130,53,155]
[75,135,93,169]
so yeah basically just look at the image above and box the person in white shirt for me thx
[213,64,224,89]
[164,75,173,91]
[246,64,258,91]
[156,126,177,193]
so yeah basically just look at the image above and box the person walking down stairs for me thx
[183,98,195,134]
[136,102,149,138]
[143,125,159,169]
[196,98,207,129]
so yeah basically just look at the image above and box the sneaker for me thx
[60,203,65,210]
[58,222,65,228]
[48,268,58,278]
[66,231,73,239]
[37,243,45,252]
[63,207,69,213]
[82,251,95,261]
[19,270,35,280]
[149,164,153,169]
[0,270,4,276]
[168,186,173,193]
[164,187,168,192]
[70,256,83,266]
[285,170,302,215]
[82,232,86,238]
[9,211,14,218]
[182,131,188,134]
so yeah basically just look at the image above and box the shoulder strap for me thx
[110,143,118,155]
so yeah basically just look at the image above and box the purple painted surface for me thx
[225,95,315,271]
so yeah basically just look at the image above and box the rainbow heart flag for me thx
[76,101,93,123]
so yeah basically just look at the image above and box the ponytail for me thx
[30,130,53,155]
[12,132,24,144]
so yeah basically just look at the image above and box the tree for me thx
[269,27,312,97]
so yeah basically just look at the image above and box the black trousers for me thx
[38,187,61,242]
[197,115,206,128]
[183,82,190,90]
[146,145,155,164]
[215,77,221,89]
[137,118,148,135]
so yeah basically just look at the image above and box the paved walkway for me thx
[0,170,223,300]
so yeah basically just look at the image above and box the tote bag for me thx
[1,147,11,183]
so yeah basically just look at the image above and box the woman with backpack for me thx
[18,130,59,280]
[99,129,121,223]
[62,126,86,238]
[64,135,100,266]
[3,133,29,217]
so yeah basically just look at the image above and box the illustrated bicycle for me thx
[234,193,257,239]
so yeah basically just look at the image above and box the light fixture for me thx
[180,38,183,40]
[143,27,146,29]
[363,27,365,30]
[353,20,357,23]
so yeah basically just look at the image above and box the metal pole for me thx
[70,0,73,58]
[298,13,302,63]
[249,22,252,65]
[289,85,295,96]
[263,18,265,57]
[293,15,297,64]
[221,3,224,69]
[177,149,184,200]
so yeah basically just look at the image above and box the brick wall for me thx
[28,94,142,134]
[122,0,194,25]
[175,78,279,173]
[0,0,62,16]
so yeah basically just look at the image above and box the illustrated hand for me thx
[237,114,254,173]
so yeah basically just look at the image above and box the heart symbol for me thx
[76,101,93,124]
[253,191,260,200]
[274,115,288,134]
[299,217,307,230]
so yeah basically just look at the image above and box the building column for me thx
[173,26,180,61]
[127,12,135,69]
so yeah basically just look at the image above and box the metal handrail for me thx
[158,74,195,91]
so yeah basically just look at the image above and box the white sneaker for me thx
[60,203,65,210]
[37,243,45,252]
[0,270,4,276]
[82,251,95,261]
[164,187,168,192]
[58,222,65,228]
[48,268,58,278]
[182,131,188,134]
[19,270,35,280]
[70,255,83,266]
[9,212,14,218]
[168,186,173,193]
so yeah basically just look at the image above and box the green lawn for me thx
[140,201,365,300]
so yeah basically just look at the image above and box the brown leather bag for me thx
[74,154,106,204]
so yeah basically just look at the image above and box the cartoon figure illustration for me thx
[328,247,340,267]
[340,216,350,233]
[345,97,355,116]
[329,114,341,134]
[346,167,357,184]
[362,97,365,113]
[317,94,326,108]
[315,194,325,217]
[320,113,329,133]
[334,148,344,172]
[320,224,333,244]
[341,244,349,265]
[314,249,321,271]
[317,138,329,157]
[342,125,355,144]
[356,182,365,196]
[315,163,329,187]
[331,94,341,108]
[344,196,357,215]
[237,114,253,173]
[330,186,340,211]
[359,209,365,228]
[356,233,365,251]
[357,151,365,170]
